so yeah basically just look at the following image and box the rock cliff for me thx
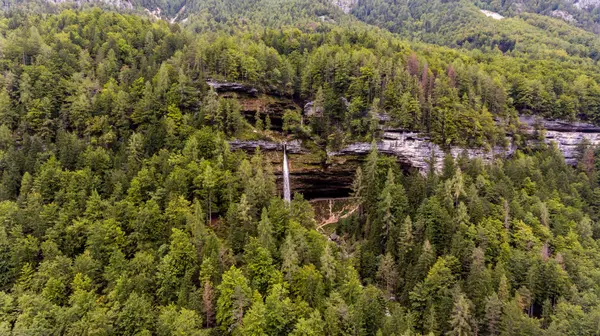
[216,80,600,198]
[519,116,600,164]
[208,79,300,132]
[330,129,509,172]
[229,139,304,154]
[229,118,600,198]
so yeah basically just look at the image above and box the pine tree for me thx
[451,168,465,208]
[255,110,264,131]
[466,247,492,319]
[498,274,510,303]
[265,114,272,131]
[397,216,414,270]
[203,164,217,226]
[257,208,274,253]
[411,240,436,287]
[448,292,474,336]
[281,234,299,282]
[351,167,365,202]
[484,293,503,336]
[363,141,380,229]
[289,310,324,336]
[377,169,396,251]
[264,283,295,335]
[377,252,398,298]
[320,243,336,286]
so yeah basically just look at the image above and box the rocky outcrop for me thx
[331,116,600,170]
[208,80,300,131]
[303,101,321,117]
[289,164,358,199]
[218,77,600,197]
[551,10,576,23]
[480,9,504,20]
[330,130,510,171]
[229,139,361,199]
[519,115,600,133]
[229,140,304,154]
[519,116,600,164]
[229,115,600,199]
[206,80,259,96]
[331,0,357,14]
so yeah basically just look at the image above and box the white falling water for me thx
[283,143,291,203]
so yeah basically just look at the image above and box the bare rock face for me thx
[551,10,576,23]
[331,0,357,13]
[304,101,323,117]
[519,116,600,164]
[221,79,600,198]
[229,140,303,154]
[229,139,359,198]
[330,130,510,172]
[228,114,600,198]
[206,80,258,96]
[332,117,600,171]
[208,79,300,132]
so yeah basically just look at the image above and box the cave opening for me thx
[276,155,415,201]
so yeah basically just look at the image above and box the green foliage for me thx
[0,3,599,336]
[216,266,252,335]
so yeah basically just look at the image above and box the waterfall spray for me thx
[283,143,291,203]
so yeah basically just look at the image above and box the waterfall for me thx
[283,143,291,203]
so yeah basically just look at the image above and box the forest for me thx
[0,0,599,335]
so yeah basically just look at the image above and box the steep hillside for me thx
[350,0,600,34]
[351,0,600,59]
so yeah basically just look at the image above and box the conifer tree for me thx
[448,292,474,336]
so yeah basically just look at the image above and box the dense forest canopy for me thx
[0,0,600,335]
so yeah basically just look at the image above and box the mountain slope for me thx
[350,0,600,34]
[1,4,600,336]
[350,0,600,60]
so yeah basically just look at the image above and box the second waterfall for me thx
[283,143,291,203]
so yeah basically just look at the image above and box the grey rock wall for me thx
[519,116,600,165]
[329,130,509,172]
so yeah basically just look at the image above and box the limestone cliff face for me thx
[519,116,600,164]
[230,140,359,198]
[208,79,300,132]
[229,118,600,198]
[229,139,303,154]
[332,116,600,171]
[330,130,508,172]
[216,80,600,197]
